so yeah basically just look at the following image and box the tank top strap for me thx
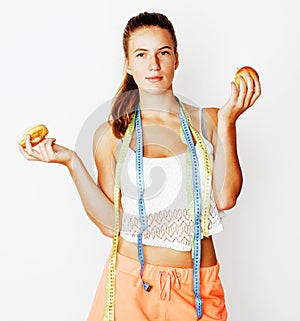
[118,138,123,148]
[200,107,208,141]
[114,138,123,159]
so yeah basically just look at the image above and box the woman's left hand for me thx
[219,71,261,125]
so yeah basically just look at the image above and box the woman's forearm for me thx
[212,72,260,210]
[66,152,115,236]
[212,116,243,210]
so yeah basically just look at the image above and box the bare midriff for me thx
[117,235,217,268]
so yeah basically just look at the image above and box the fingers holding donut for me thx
[18,124,49,161]
[36,137,58,162]
[18,125,74,166]
[18,133,57,162]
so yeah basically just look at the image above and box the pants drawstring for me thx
[158,269,181,301]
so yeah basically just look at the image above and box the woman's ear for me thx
[175,52,179,70]
[125,58,132,75]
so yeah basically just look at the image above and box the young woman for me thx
[19,12,261,321]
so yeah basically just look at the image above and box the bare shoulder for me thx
[93,121,119,202]
[203,107,219,126]
[183,102,220,144]
[93,121,118,159]
[183,103,219,131]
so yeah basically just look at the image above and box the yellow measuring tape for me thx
[103,103,212,320]
[179,103,212,238]
[103,113,136,321]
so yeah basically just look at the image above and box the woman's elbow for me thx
[85,211,114,238]
[216,193,239,211]
[98,226,114,238]
[92,220,114,238]
[217,199,236,211]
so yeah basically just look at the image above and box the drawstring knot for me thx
[159,269,181,301]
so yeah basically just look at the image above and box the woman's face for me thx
[125,26,179,95]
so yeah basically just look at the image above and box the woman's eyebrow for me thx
[158,46,172,50]
[133,45,173,53]
[133,48,148,53]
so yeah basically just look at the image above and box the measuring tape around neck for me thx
[103,98,212,320]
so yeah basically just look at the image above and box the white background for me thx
[1,0,299,320]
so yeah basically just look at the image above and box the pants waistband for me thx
[115,252,220,285]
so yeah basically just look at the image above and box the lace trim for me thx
[120,205,224,251]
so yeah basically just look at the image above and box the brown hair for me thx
[110,12,178,138]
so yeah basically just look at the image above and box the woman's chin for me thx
[141,87,171,95]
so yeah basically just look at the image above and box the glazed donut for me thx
[18,124,49,148]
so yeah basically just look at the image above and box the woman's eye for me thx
[136,53,145,57]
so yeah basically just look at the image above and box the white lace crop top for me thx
[119,109,225,251]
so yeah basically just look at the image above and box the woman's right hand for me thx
[18,134,75,168]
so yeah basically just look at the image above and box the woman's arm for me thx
[18,122,118,237]
[205,71,261,210]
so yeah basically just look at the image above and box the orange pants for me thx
[87,253,227,321]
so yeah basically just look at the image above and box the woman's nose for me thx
[148,55,160,71]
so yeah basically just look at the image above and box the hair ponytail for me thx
[110,73,139,138]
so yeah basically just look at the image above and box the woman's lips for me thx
[146,76,163,83]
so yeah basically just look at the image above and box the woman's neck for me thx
[138,89,180,118]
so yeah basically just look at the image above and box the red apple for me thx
[234,66,259,86]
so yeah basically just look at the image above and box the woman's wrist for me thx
[217,117,237,137]
[217,109,237,129]
[64,150,78,172]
